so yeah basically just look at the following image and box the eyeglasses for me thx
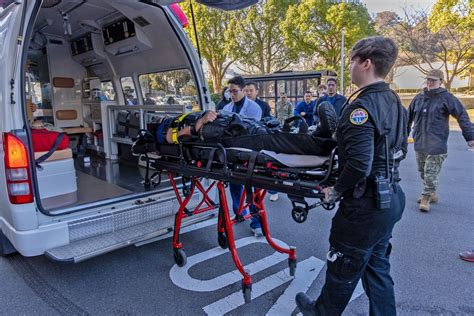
[229,89,241,94]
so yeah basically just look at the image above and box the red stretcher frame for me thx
[167,171,297,303]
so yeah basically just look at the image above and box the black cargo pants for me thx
[314,184,405,316]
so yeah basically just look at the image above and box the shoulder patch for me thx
[349,108,369,125]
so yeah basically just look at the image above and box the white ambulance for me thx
[0,0,252,262]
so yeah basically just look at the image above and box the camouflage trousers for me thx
[415,151,448,196]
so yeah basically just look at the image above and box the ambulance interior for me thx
[25,0,201,212]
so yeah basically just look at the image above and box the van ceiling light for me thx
[41,0,62,8]
[62,13,72,36]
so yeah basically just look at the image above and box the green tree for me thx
[181,1,235,93]
[229,0,298,74]
[281,0,375,78]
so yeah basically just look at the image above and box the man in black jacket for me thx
[296,36,407,316]
[316,78,347,118]
[408,69,474,212]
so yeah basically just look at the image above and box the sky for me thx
[362,0,437,16]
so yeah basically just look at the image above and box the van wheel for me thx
[0,230,17,257]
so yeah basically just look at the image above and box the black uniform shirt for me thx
[334,82,407,194]
[255,98,272,118]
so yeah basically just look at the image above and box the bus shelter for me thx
[244,70,337,111]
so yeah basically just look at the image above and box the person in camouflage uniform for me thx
[415,151,447,202]
[408,69,474,212]
[275,92,293,125]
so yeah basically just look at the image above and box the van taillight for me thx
[3,133,33,204]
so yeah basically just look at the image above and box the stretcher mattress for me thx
[258,150,328,168]
[149,143,337,199]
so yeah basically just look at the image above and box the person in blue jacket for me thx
[294,91,315,126]
[316,78,347,119]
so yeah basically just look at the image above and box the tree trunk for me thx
[211,72,221,94]
[445,76,453,91]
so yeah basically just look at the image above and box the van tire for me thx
[0,230,17,256]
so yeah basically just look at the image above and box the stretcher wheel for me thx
[217,232,228,249]
[291,206,308,223]
[242,280,252,303]
[173,248,187,267]
[322,202,336,211]
[288,258,297,277]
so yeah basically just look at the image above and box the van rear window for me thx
[138,69,198,110]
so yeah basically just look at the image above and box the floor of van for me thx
[75,155,150,193]
[74,171,132,206]
[41,155,169,210]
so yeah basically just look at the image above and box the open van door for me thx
[0,0,259,262]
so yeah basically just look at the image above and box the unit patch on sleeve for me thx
[349,108,369,125]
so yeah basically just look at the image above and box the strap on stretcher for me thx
[171,113,192,144]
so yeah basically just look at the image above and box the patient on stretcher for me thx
[153,101,338,157]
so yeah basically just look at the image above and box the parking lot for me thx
[0,131,473,315]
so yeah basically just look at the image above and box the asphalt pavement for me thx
[0,131,473,315]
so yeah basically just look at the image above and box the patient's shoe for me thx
[295,292,317,316]
[269,193,279,202]
[252,227,263,237]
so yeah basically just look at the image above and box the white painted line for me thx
[350,280,364,303]
[267,256,325,315]
[170,237,289,292]
[203,256,324,315]
[293,279,364,316]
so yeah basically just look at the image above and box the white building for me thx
[393,62,470,90]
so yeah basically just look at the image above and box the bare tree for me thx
[387,6,473,90]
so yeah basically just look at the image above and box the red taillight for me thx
[3,133,33,204]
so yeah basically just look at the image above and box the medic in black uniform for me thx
[296,36,408,316]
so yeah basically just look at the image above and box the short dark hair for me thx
[304,90,312,95]
[327,78,337,84]
[351,36,398,78]
[228,76,246,89]
[244,81,258,90]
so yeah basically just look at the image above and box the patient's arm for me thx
[166,111,217,143]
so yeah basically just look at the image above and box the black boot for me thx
[295,292,317,316]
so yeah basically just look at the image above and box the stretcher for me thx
[132,133,338,303]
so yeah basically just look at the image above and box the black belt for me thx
[343,182,395,199]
